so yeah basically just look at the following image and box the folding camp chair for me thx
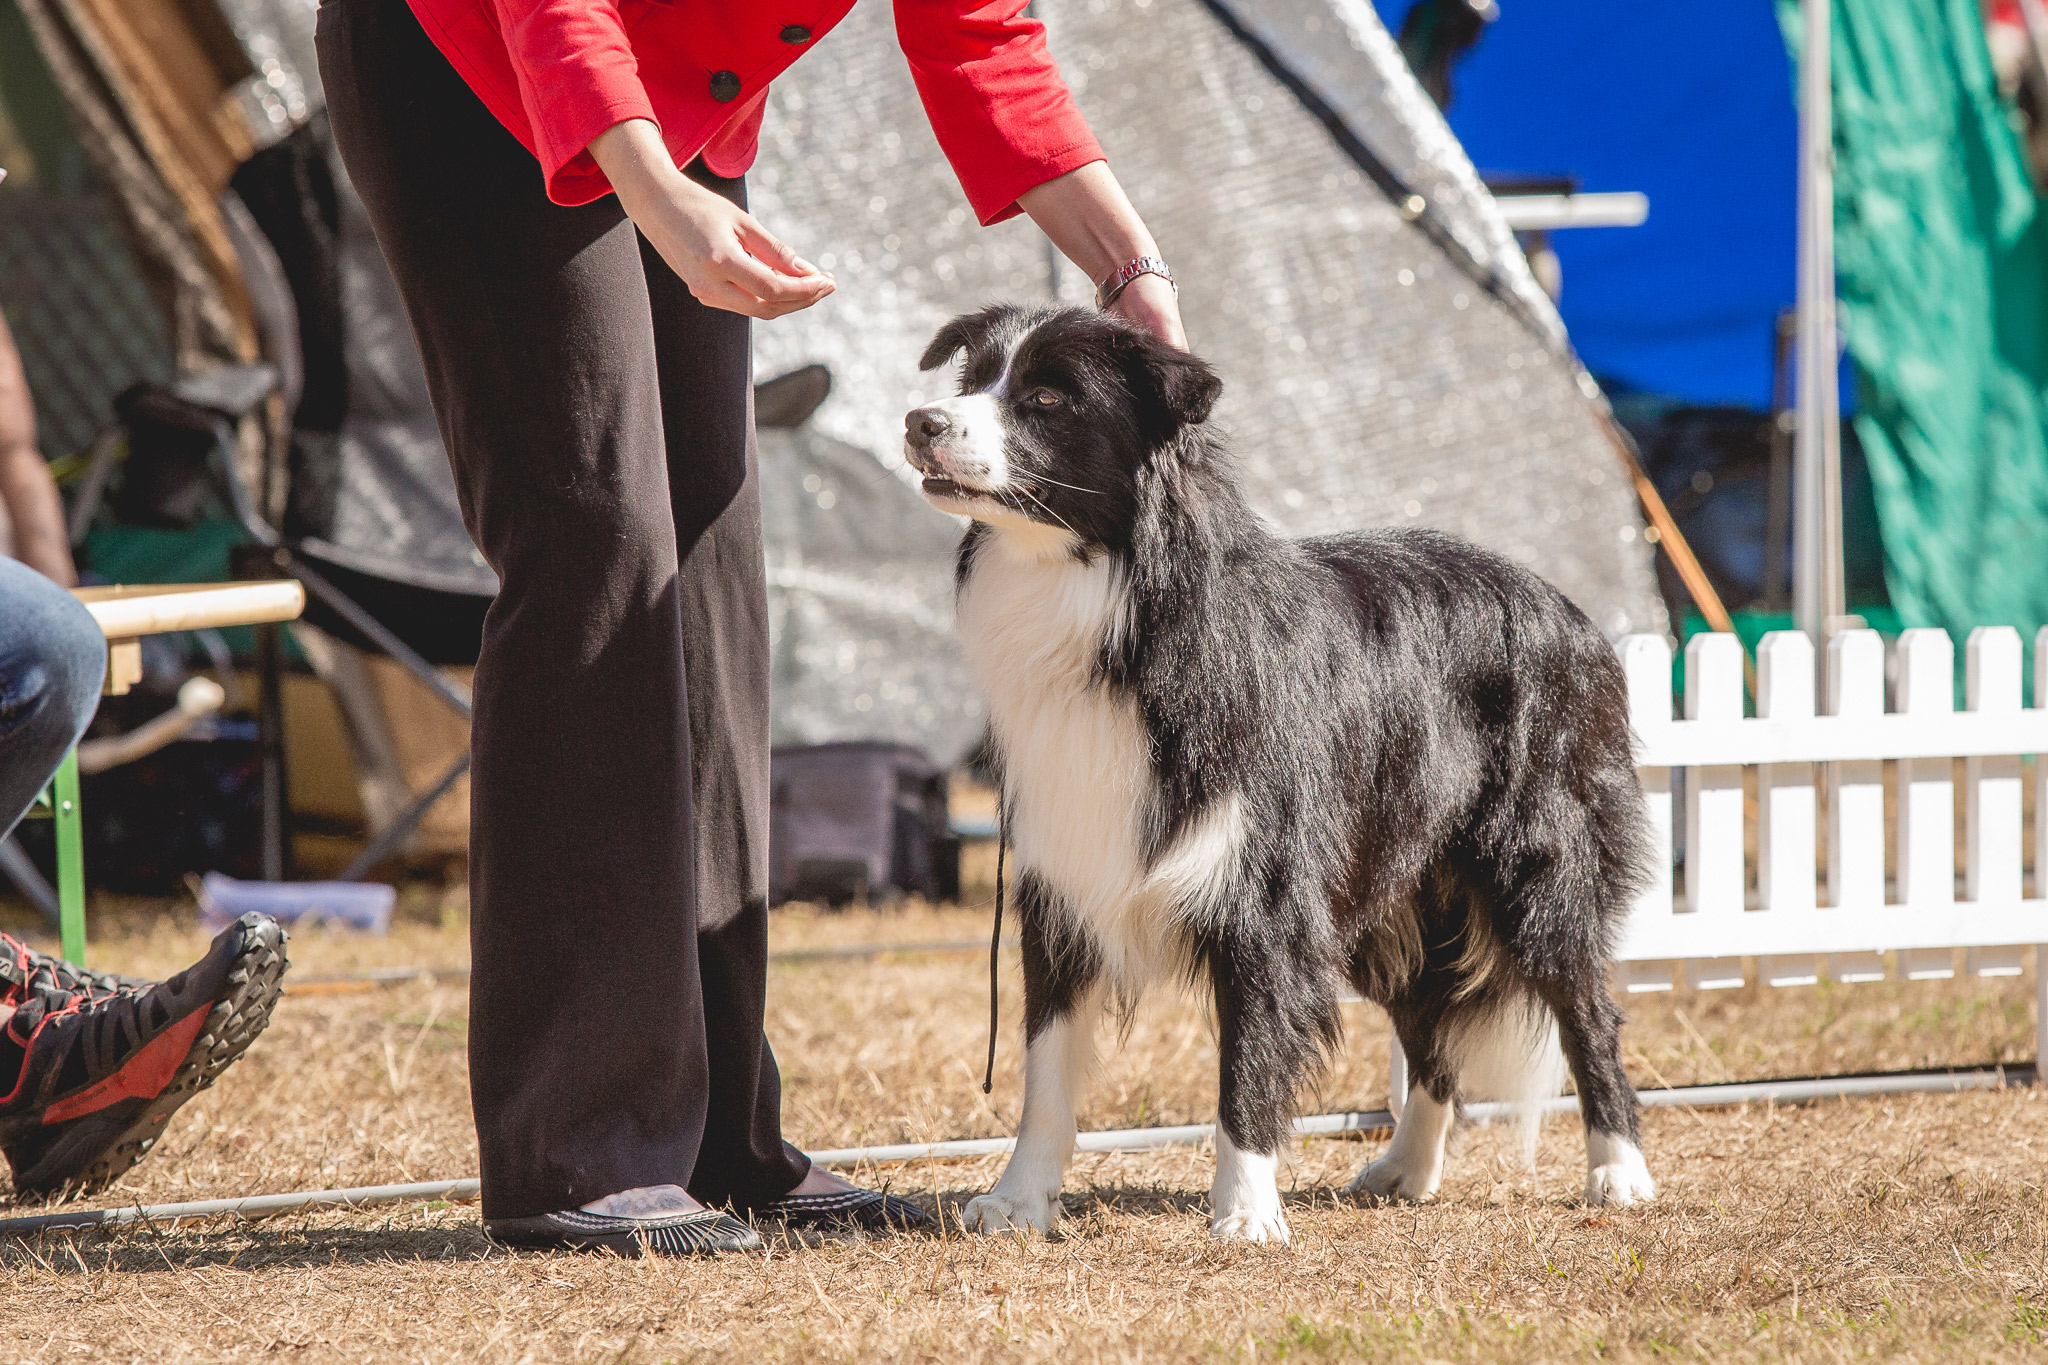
[80,363,478,884]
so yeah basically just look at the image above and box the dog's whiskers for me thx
[1026,473,1103,497]
[1017,486,1080,538]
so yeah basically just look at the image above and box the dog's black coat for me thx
[917,306,1651,1165]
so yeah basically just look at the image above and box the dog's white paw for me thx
[1584,1132,1657,1207]
[1347,1155,1439,1204]
[1585,1162,1658,1207]
[1210,1128,1291,1244]
[962,1190,1059,1236]
[1210,1206,1291,1244]
[1348,1087,1452,1204]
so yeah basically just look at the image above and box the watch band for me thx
[1096,255,1176,309]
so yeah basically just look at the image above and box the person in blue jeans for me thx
[0,556,102,843]
[0,302,287,1201]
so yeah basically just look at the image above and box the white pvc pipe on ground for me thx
[806,1109,1399,1167]
[1,1066,2029,1239]
[0,1179,481,1238]
[287,938,1024,992]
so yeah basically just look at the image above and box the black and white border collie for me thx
[905,306,1657,1243]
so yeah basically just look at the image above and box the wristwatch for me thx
[1096,255,1175,309]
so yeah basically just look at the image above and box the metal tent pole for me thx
[1793,0,1846,662]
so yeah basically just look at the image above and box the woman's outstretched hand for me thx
[590,120,834,319]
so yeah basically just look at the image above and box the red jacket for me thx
[404,0,1106,224]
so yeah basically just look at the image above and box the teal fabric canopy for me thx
[1786,0,2048,659]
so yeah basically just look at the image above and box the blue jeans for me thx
[0,558,104,841]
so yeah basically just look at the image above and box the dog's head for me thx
[904,306,1221,550]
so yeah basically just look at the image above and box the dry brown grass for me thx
[0,893,2044,1362]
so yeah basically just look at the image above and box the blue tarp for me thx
[1376,0,1801,409]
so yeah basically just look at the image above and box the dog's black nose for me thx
[905,407,951,445]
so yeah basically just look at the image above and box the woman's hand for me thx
[1105,273,1186,351]
[1018,161,1187,350]
[589,120,834,319]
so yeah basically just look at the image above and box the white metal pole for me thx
[1793,0,1846,651]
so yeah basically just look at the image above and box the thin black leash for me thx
[981,799,1006,1094]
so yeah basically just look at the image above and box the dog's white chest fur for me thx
[957,529,1241,986]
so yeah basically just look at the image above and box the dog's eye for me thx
[1026,389,1060,408]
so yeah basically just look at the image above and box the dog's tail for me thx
[1452,998,1567,1167]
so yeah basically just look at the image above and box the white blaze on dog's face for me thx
[903,306,1222,551]
[905,390,1017,520]
[903,308,1036,529]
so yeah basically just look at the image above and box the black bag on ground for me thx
[769,743,959,907]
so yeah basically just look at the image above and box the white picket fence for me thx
[1614,625,2048,1067]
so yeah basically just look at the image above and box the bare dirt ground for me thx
[1,893,2044,1363]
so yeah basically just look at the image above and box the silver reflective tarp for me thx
[751,0,1665,763]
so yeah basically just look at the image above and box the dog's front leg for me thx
[965,884,1099,1236]
[1211,941,1332,1244]
[962,998,1097,1234]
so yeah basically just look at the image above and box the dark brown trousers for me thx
[318,0,809,1219]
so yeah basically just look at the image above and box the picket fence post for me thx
[1618,634,1676,993]
[1896,630,1957,980]
[2035,628,2048,1071]
[1757,632,1818,987]
[1827,630,1887,984]
[1965,627,2024,978]
[1684,632,1746,990]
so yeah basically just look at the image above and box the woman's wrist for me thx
[1106,273,1186,351]
[588,119,692,220]
[1017,162,1157,283]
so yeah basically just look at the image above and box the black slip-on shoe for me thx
[0,913,287,1199]
[485,1208,763,1256]
[755,1187,938,1236]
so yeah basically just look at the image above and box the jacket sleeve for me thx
[489,0,657,201]
[894,0,1106,225]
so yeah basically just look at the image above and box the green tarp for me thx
[1782,0,2048,667]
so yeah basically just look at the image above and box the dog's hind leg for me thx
[1526,960,1656,1206]
[1494,669,1658,1206]
[964,878,1101,1236]
[1493,799,1656,1204]
[1348,990,1459,1203]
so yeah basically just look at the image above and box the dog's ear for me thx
[1155,348,1223,427]
[917,316,978,373]
[918,306,1017,373]
[1123,330,1223,430]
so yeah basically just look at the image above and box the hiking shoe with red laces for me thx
[0,913,287,1198]
[0,935,148,1004]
